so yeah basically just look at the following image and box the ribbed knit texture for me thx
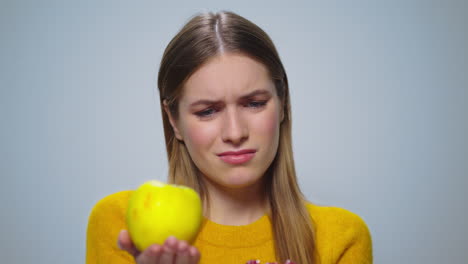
[86,191,372,264]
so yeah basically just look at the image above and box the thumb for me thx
[118,230,140,257]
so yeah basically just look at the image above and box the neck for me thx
[203,178,269,226]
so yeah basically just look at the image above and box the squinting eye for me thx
[195,108,216,117]
[247,101,267,108]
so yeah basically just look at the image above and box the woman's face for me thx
[168,53,283,190]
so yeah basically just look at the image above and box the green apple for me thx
[126,180,203,251]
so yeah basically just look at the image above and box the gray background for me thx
[1,0,467,263]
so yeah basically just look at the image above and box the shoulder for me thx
[305,203,373,263]
[306,203,369,232]
[90,190,133,213]
[86,191,134,263]
[88,190,133,222]
[87,190,133,231]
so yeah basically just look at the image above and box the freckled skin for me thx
[173,54,283,190]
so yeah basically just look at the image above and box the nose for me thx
[221,107,248,145]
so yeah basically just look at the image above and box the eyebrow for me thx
[189,89,273,107]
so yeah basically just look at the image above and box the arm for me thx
[336,213,373,264]
[86,191,134,264]
[86,191,201,264]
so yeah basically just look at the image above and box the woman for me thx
[86,11,372,264]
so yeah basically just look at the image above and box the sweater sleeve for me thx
[308,204,373,264]
[86,191,134,264]
[335,210,373,264]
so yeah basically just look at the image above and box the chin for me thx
[221,171,264,189]
[200,163,266,190]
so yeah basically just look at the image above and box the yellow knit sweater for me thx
[86,191,372,264]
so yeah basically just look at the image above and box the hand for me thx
[118,230,200,264]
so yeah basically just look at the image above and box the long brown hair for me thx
[157,11,319,264]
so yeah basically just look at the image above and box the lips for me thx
[217,149,256,165]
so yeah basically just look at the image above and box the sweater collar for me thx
[195,214,273,247]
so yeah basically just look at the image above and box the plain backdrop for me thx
[1,0,467,263]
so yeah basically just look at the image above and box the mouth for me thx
[217,149,256,165]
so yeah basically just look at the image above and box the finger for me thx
[135,244,164,264]
[177,240,189,252]
[174,249,190,264]
[118,230,140,257]
[164,236,179,250]
[159,247,175,264]
[174,241,190,264]
[187,246,200,264]
[159,236,177,264]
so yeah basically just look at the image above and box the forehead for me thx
[180,53,275,102]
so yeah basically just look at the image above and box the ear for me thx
[280,105,285,122]
[163,100,183,141]
[280,97,285,123]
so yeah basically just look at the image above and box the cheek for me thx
[254,107,281,139]
[182,120,217,153]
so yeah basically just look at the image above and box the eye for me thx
[246,100,267,108]
[195,108,216,117]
